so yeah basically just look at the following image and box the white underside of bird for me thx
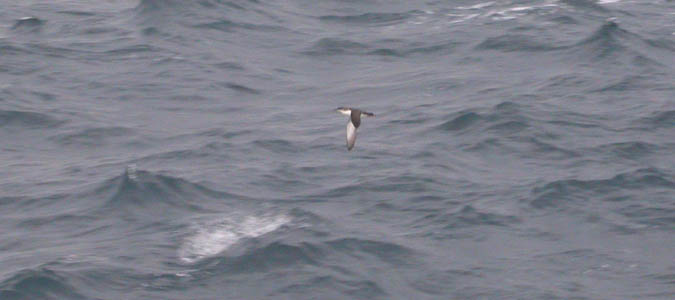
[346,120,357,150]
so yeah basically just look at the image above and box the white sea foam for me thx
[178,214,290,263]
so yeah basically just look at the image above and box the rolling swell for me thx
[0,110,66,129]
[319,11,421,26]
[98,169,236,217]
[530,167,673,210]
[0,268,86,300]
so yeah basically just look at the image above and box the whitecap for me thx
[178,214,290,263]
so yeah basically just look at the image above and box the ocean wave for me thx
[325,238,416,266]
[178,214,292,263]
[192,20,285,33]
[559,0,610,12]
[530,168,673,209]
[0,268,87,300]
[414,205,520,230]
[98,170,229,215]
[0,110,66,129]
[303,37,460,58]
[319,11,421,26]
[134,0,186,16]
[17,214,97,231]
[222,82,261,94]
[275,276,386,299]
[215,240,322,273]
[475,34,559,52]
[574,21,629,54]
[51,126,137,146]
[589,141,658,160]
[438,111,482,131]
[618,206,675,230]
[11,17,45,34]
[638,110,675,130]
[437,101,530,133]
[303,38,370,56]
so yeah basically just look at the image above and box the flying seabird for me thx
[336,107,375,151]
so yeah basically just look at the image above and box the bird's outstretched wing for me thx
[337,107,352,116]
[346,120,357,150]
[362,111,375,117]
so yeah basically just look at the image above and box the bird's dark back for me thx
[351,110,361,128]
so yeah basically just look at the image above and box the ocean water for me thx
[1,0,674,299]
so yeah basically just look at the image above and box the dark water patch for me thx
[550,15,579,25]
[276,276,387,300]
[540,73,596,92]
[11,17,45,34]
[405,41,459,56]
[438,111,482,131]
[140,26,162,36]
[319,11,418,26]
[416,205,520,230]
[644,37,675,51]
[0,110,66,129]
[315,175,431,199]
[513,136,579,159]
[569,21,649,62]
[638,110,675,130]
[0,41,28,56]
[56,10,96,17]
[17,214,97,231]
[438,102,530,133]
[326,238,416,266]
[368,48,402,57]
[388,117,430,125]
[530,168,673,209]
[193,20,284,33]
[493,101,522,113]
[303,38,369,56]
[52,127,136,146]
[211,242,322,273]
[534,248,621,275]
[475,34,558,52]
[590,75,651,93]
[104,44,159,56]
[559,0,610,12]
[369,39,459,57]
[591,141,658,160]
[0,196,25,208]
[364,175,436,194]
[213,61,245,70]
[223,82,260,94]
[0,268,86,300]
[253,139,298,153]
[137,146,224,163]
[81,27,119,35]
[648,273,675,285]
[411,269,481,295]
[134,0,186,15]
[618,206,675,229]
[197,128,251,139]
[97,170,234,219]
[486,120,529,133]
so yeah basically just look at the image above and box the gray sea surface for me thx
[1,0,674,299]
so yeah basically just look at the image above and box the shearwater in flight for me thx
[336,107,375,151]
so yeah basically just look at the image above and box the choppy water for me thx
[1,0,674,299]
